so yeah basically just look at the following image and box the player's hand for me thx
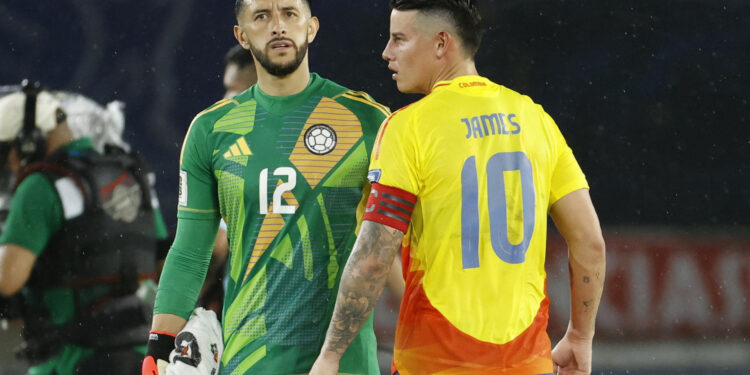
[309,352,340,375]
[551,330,593,375]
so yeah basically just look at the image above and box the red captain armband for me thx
[363,183,417,233]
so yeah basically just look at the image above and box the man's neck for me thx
[427,60,479,93]
[256,57,312,97]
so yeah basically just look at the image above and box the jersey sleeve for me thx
[544,111,589,206]
[155,109,223,319]
[154,216,219,319]
[368,109,421,196]
[0,174,63,255]
[177,114,220,221]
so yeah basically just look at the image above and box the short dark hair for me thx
[235,0,312,19]
[390,0,483,57]
[225,45,254,69]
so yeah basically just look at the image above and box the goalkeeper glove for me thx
[165,307,223,375]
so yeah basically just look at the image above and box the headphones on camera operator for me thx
[0,79,67,169]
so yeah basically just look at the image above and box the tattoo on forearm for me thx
[583,275,590,283]
[323,223,403,355]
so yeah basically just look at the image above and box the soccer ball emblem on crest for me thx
[304,124,337,155]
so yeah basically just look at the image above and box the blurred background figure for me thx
[222,44,257,99]
[0,85,23,232]
[0,87,138,231]
[0,81,167,375]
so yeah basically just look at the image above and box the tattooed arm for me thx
[310,220,404,374]
[549,189,606,375]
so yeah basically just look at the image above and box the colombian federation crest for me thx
[304,124,337,155]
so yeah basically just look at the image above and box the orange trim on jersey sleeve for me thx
[392,269,553,375]
[374,114,394,160]
[374,104,411,160]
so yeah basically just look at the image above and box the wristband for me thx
[143,330,176,375]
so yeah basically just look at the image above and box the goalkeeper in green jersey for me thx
[143,1,398,374]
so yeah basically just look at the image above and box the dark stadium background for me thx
[1,1,748,374]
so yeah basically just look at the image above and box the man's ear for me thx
[234,25,251,50]
[307,16,320,44]
[435,30,452,59]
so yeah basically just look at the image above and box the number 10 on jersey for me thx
[259,167,297,214]
[461,152,536,268]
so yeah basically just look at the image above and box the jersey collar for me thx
[432,75,491,91]
[251,73,324,115]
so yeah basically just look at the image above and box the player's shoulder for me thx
[488,84,550,117]
[189,98,239,131]
[334,89,391,118]
[504,83,544,103]
[377,102,420,138]
[385,94,430,126]
[315,75,391,119]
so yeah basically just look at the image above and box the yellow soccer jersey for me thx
[369,75,588,374]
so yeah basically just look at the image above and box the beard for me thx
[248,38,308,77]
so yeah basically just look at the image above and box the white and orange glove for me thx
[142,308,223,375]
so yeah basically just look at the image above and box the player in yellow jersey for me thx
[311,1,606,374]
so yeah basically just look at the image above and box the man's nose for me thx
[382,40,393,61]
[271,11,286,36]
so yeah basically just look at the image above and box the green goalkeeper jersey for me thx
[173,74,389,374]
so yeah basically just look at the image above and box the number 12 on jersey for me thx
[259,167,297,215]
[461,152,535,268]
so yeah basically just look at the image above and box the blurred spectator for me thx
[222,44,257,99]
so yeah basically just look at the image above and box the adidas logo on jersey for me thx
[224,137,252,158]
